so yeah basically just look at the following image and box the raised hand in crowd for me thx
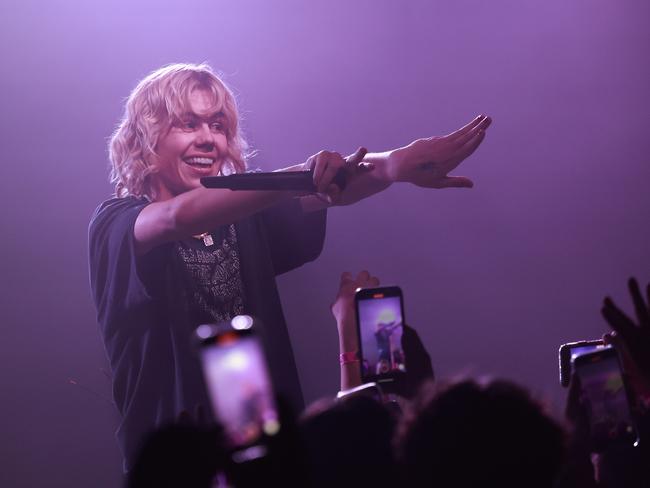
[331,270,379,390]
[602,277,650,392]
[559,277,650,488]
[330,270,433,397]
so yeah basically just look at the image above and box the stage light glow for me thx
[196,324,213,339]
[231,315,253,330]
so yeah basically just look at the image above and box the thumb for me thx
[345,146,368,168]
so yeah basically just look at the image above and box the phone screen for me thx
[200,331,280,448]
[574,349,638,450]
[356,288,406,380]
[558,340,608,387]
[570,344,607,363]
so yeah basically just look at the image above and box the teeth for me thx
[185,157,214,165]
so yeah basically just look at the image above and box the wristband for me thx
[339,351,359,365]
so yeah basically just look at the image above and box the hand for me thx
[305,147,371,198]
[387,114,492,188]
[399,324,435,399]
[601,278,650,391]
[331,270,380,351]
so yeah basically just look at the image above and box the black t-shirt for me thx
[88,196,326,469]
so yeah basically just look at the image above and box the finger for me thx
[602,331,616,345]
[325,183,342,197]
[603,331,638,378]
[311,153,328,191]
[367,276,380,287]
[339,272,354,290]
[319,154,345,193]
[606,332,632,358]
[356,270,371,284]
[446,115,484,141]
[602,297,638,341]
[345,146,368,169]
[439,176,474,188]
[315,192,333,205]
[603,331,625,351]
[452,116,492,147]
[628,277,650,327]
[448,129,486,166]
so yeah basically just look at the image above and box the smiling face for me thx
[149,88,229,201]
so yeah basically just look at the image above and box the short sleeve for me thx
[88,197,164,330]
[260,198,327,276]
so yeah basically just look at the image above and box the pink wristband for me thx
[339,351,359,365]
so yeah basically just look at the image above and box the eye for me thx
[174,120,194,131]
[210,121,224,132]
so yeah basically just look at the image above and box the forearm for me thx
[168,187,294,236]
[135,162,313,254]
[340,363,362,392]
[135,186,297,255]
[338,317,362,391]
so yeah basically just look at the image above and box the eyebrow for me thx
[179,111,225,121]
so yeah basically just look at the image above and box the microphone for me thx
[201,169,347,192]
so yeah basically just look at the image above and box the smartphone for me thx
[558,340,608,387]
[354,286,406,388]
[573,347,640,451]
[196,319,281,461]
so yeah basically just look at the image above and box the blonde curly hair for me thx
[109,63,248,199]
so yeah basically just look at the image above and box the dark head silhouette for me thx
[397,379,566,488]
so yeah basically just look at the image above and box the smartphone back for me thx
[573,347,639,451]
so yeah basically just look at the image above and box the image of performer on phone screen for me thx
[375,320,403,374]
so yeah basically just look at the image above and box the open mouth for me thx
[183,156,215,168]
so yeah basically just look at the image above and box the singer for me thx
[88,63,491,469]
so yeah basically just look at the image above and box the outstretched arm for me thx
[134,113,491,253]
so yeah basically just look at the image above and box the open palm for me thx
[388,114,492,189]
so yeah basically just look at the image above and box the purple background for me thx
[1,0,648,485]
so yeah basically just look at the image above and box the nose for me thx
[194,123,215,150]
